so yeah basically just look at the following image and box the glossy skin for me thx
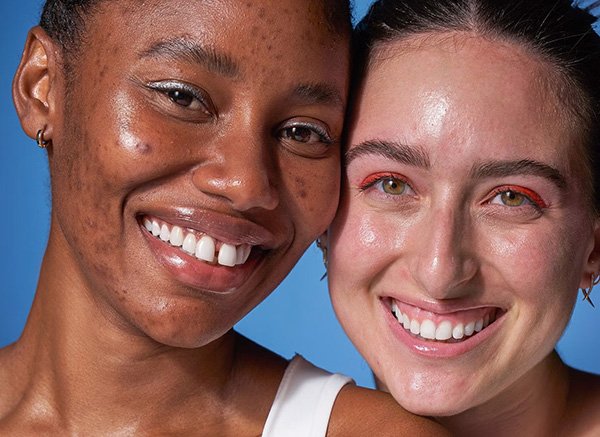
[2,1,451,435]
[328,33,600,434]
[3,0,347,433]
[43,0,347,349]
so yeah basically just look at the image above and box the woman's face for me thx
[329,34,597,415]
[46,0,348,347]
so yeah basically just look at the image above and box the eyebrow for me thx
[345,140,430,168]
[470,159,567,189]
[293,82,345,108]
[140,37,240,78]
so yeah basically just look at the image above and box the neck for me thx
[436,352,569,436]
[1,230,250,433]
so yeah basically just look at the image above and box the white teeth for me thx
[195,235,216,263]
[410,319,420,335]
[464,321,476,336]
[144,218,153,232]
[390,302,497,342]
[435,320,453,341]
[169,226,184,247]
[235,245,244,265]
[159,224,171,242]
[452,323,465,340]
[474,319,484,332]
[182,233,197,255]
[144,218,255,267]
[420,319,436,340]
[218,243,237,267]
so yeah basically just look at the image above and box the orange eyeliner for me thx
[493,185,547,208]
[359,172,406,190]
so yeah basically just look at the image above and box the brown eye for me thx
[281,125,330,144]
[382,177,408,195]
[500,190,526,207]
[168,89,195,107]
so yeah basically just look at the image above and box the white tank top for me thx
[262,355,353,437]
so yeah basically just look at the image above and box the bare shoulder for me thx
[327,384,450,437]
[563,368,600,436]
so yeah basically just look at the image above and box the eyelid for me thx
[358,172,411,191]
[145,80,214,115]
[281,120,334,144]
[488,185,548,209]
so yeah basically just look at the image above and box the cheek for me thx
[485,223,586,302]
[284,156,341,237]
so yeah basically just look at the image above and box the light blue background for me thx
[1,1,598,388]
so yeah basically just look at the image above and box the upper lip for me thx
[139,207,280,248]
[381,294,505,315]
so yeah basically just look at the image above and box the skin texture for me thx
[1,1,449,435]
[328,32,600,436]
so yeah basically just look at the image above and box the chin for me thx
[382,372,479,418]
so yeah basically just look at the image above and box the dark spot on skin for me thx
[98,65,108,79]
[295,176,307,198]
[135,142,152,154]
[258,7,266,18]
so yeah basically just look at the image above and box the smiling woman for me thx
[326,0,600,435]
[0,0,449,435]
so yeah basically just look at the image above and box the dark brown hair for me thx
[355,0,600,211]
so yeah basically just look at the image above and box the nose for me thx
[411,206,478,300]
[191,137,279,212]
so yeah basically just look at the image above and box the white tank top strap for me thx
[262,355,353,437]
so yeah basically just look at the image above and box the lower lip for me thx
[380,299,504,358]
[141,225,263,294]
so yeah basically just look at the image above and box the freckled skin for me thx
[45,0,348,349]
[329,33,600,434]
[0,0,353,434]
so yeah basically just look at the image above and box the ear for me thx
[579,218,600,289]
[13,26,61,143]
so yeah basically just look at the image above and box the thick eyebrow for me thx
[293,82,344,108]
[139,37,240,78]
[345,140,430,168]
[471,159,567,189]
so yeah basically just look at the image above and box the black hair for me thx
[354,0,600,212]
[40,0,353,58]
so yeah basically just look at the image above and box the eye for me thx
[380,177,408,195]
[488,186,547,209]
[359,172,415,197]
[167,89,196,107]
[280,123,332,145]
[146,80,214,116]
[277,120,335,158]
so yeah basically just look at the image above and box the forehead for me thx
[352,33,575,163]
[79,0,347,80]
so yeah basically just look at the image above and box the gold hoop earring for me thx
[36,127,49,149]
[316,238,328,281]
[581,273,599,308]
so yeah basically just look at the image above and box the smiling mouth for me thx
[390,300,502,343]
[142,216,254,267]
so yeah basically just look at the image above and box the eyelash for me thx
[279,122,333,144]
[358,172,414,196]
[487,185,548,210]
[146,80,213,115]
